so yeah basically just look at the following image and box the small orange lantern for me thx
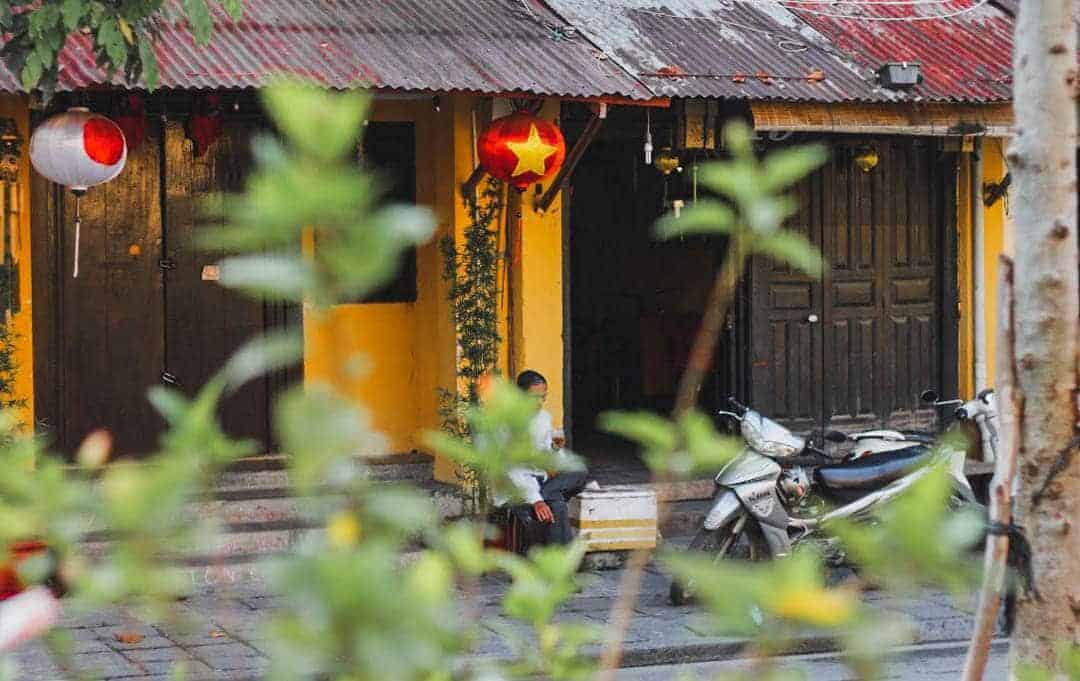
[478,111,566,190]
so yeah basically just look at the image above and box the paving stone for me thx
[117,651,216,677]
[58,607,128,629]
[10,642,66,680]
[63,627,113,654]
[216,623,270,647]
[67,651,139,677]
[913,616,975,644]
[623,614,698,645]
[242,595,286,611]
[560,596,613,613]
[186,642,265,672]
[98,625,174,651]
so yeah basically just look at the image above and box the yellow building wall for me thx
[956,138,1011,398]
[303,98,457,459]
[0,95,34,428]
[303,94,569,482]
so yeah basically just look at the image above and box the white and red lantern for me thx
[30,107,127,277]
[478,111,565,190]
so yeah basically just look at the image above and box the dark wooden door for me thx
[822,144,883,428]
[163,119,273,445]
[751,138,948,430]
[52,121,166,455]
[877,141,941,426]
[34,115,285,457]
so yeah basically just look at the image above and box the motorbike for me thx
[669,393,992,606]
[834,389,997,463]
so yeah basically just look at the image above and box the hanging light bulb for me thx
[653,147,680,175]
[644,109,653,165]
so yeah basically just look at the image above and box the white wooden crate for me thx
[569,485,658,551]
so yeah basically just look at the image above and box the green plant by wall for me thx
[0,320,22,413]
[440,176,504,513]
[442,176,503,401]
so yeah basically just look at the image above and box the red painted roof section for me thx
[0,0,654,99]
[787,0,1014,102]
[0,0,1017,103]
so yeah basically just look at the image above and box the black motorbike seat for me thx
[814,446,931,491]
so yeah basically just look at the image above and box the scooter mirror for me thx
[824,430,849,443]
[920,389,940,404]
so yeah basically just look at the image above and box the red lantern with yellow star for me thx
[478,111,566,190]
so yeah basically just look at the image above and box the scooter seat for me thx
[814,446,930,491]
[896,430,936,444]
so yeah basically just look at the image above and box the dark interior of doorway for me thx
[563,104,735,465]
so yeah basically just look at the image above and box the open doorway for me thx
[563,104,735,469]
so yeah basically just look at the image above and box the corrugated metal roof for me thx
[787,0,1014,102]
[0,0,654,99]
[542,0,884,102]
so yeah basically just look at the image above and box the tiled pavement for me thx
[7,562,991,681]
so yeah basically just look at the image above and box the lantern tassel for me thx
[72,194,80,279]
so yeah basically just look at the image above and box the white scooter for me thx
[831,389,998,463]
[670,395,990,605]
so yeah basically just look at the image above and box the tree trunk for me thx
[1008,0,1080,671]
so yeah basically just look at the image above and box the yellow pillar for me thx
[979,138,1010,387]
[0,95,33,428]
[956,153,975,399]
[510,99,565,430]
[432,94,486,482]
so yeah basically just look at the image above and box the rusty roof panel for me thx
[787,0,1014,102]
[0,0,653,99]
[542,0,883,102]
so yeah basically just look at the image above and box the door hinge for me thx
[160,371,180,386]
[158,259,177,270]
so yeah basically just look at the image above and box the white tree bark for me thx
[1008,0,1080,671]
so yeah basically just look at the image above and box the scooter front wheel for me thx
[669,518,765,605]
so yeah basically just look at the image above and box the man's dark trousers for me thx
[539,471,588,545]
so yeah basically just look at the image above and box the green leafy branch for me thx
[596,120,829,680]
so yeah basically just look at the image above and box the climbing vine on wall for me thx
[0,320,22,414]
[439,176,504,512]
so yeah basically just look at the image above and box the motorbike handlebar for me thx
[784,447,835,467]
[727,397,748,416]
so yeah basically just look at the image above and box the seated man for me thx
[507,370,588,546]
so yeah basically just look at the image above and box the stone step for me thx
[216,452,434,490]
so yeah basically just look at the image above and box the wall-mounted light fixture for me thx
[876,62,923,90]
[853,145,879,173]
[654,146,681,175]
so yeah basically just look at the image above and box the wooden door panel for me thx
[58,122,165,456]
[822,146,881,427]
[164,120,270,448]
[884,312,936,419]
[750,169,823,430]
[881,142,939,426]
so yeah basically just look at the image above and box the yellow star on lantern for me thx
[506,124,558,178]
